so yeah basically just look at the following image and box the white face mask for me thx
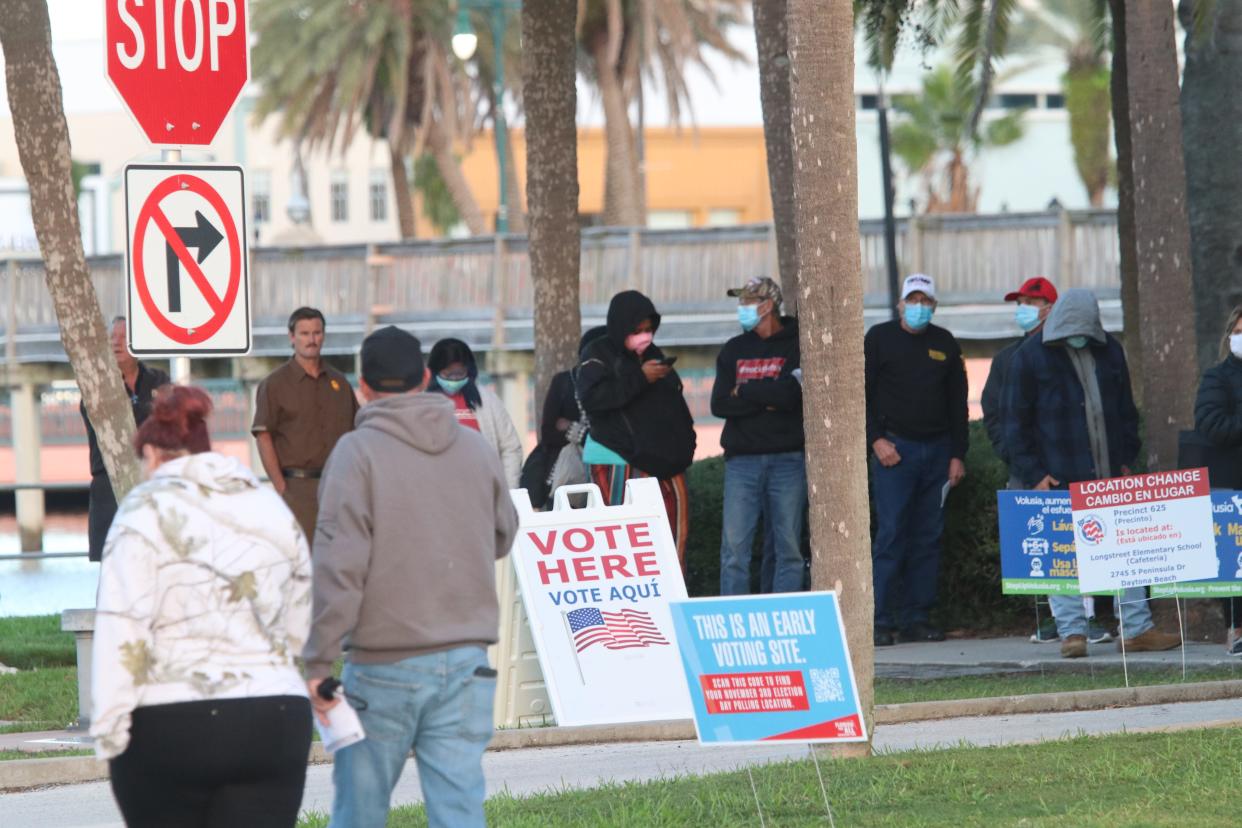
[1231,332,1242,358]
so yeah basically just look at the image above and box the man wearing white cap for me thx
[864,274,969,646]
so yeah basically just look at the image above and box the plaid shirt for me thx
[1002,331,1140,487]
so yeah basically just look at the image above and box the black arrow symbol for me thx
[166,211,224,313]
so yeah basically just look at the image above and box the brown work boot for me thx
[1120,628,1181,652]
[1060,635,1087,659]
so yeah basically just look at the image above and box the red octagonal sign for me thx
[106,0,250,147]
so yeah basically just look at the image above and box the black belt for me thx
[282,467,322,480]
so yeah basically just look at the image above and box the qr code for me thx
[809,668,844,703]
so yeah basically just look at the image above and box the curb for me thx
[5,680,1242,791]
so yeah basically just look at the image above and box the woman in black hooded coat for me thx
[577,291,696,569]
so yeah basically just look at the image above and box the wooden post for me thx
[1057,206,1075,286]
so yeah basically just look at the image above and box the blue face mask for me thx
[1015,305,1042,332]
[903,303,933,330]
[737,304,762,332]
[438,375,470,394]
[1066,335,1090,350]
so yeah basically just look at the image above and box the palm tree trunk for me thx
[0,0,142,499]
[1108,0,1143,405]
[753,0,799,310]
[523,0,582,409]
[1123,0,1199,472]
[427,118,488,236]
[1064,63,1112,208]
[593,35,644,227]
[1179,0,1242,370]
[389,144,417,239]
[788,0,874,751]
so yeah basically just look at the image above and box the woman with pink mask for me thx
[577,290,697,570]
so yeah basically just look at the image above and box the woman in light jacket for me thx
[92,385,312,827]
[428,337,524,487]
[1194,305,1242,656]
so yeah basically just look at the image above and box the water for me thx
[0,531,97,617]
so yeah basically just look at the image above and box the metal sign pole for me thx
[162,148,191,385]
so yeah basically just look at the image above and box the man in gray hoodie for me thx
[1004,289,1179,659]
[304,325,519,828]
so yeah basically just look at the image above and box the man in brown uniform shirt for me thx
[252,307,359,538]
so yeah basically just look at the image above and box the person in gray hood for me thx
[1003,289,1179,659]
[303,325,519,828]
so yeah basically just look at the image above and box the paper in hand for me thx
[940,479,952,509]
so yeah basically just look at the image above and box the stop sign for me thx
[105,0,250,147]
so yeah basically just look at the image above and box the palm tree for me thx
[576,0,748,226]
[889,65,1025,213]
[523,0,583,409]
[1122,0,1198,473]
[753,0,798,306]
[789,0,875,750]
[1,0,142,500]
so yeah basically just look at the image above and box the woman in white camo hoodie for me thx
[91,385,313,828]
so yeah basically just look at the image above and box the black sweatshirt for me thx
[710,318,804,457]
[864,320,969,460]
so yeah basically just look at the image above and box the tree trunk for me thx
[1,0,142,500]
[1124,0,1199,472]
[593,35,644,227]
[427,117,488,236]
[1109,0,1143,406]
[1179,0,1242,370]
[788,0,874,750]
[753,0,799,311]
[504,131,528,235]
[524,0,583,409]
[389,143,417,239]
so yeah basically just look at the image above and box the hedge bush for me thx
[683,420,1033,633]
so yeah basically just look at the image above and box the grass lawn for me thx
[299,728,1242,827]
[0,614,76,670]
[0,748,92,761]
[875,666,1242,704]
[0,667,80,732]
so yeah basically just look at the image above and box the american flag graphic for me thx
[1078,516,1106,545]
[566,607,670,652]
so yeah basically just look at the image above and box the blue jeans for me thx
[330,646,495,828]
[871,433,951,631]
[1051,588,1152,639]
[720,452,808,595]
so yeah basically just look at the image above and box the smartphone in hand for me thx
[660,356,678,367]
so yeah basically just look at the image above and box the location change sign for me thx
[668,592,867,745]
[1070,468,1217,593]
[125,164,250,355]
[106,0,250,146]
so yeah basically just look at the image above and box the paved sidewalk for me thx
[3,697,1240,828]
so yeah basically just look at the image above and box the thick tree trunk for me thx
[788,0,874,749]
[1179,0,1242,370]
[753,0,799,311]
[389,143,417,239]
[1124,0,1199,472]
[593,36,644,227]
[427,117,488,236]
[1,0,142,501]
[1109,0,1143,405]
[524,0,583,409]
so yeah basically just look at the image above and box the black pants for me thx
[1222,598,1242,631]
[109,696,312,828]
[88,474,118,562]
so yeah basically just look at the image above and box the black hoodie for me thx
[577,291,697,478]
[710,317,803,456]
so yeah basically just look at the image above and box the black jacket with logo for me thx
[577,291,696,478]
[710,317,803,457]
[864,319,969,460]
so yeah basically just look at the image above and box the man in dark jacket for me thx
[81,317,170,561]
[711,277,804,595]
[865,274,969,646]
[981,276,1058,471]
[1003,288,1180,659]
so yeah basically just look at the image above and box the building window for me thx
[706,208,741,227]
[996,93,1037,110]
[1045,93,1065,109]
[251,170,271,224]
[647,210,693,230]
[330,171,349,223]
[369,170,388,222]
[858,94,877,110]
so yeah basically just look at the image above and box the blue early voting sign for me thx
[668,592,866,745]
[998,490,1242,596]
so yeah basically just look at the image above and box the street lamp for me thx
[451,0,522,234]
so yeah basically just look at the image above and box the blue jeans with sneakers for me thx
[1051,588,1152,641]
[330,646,496,828]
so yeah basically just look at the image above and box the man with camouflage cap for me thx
[711,276,806,595]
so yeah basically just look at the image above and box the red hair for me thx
[133,385,213,458]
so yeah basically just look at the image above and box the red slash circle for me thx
[133,174,241,345]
